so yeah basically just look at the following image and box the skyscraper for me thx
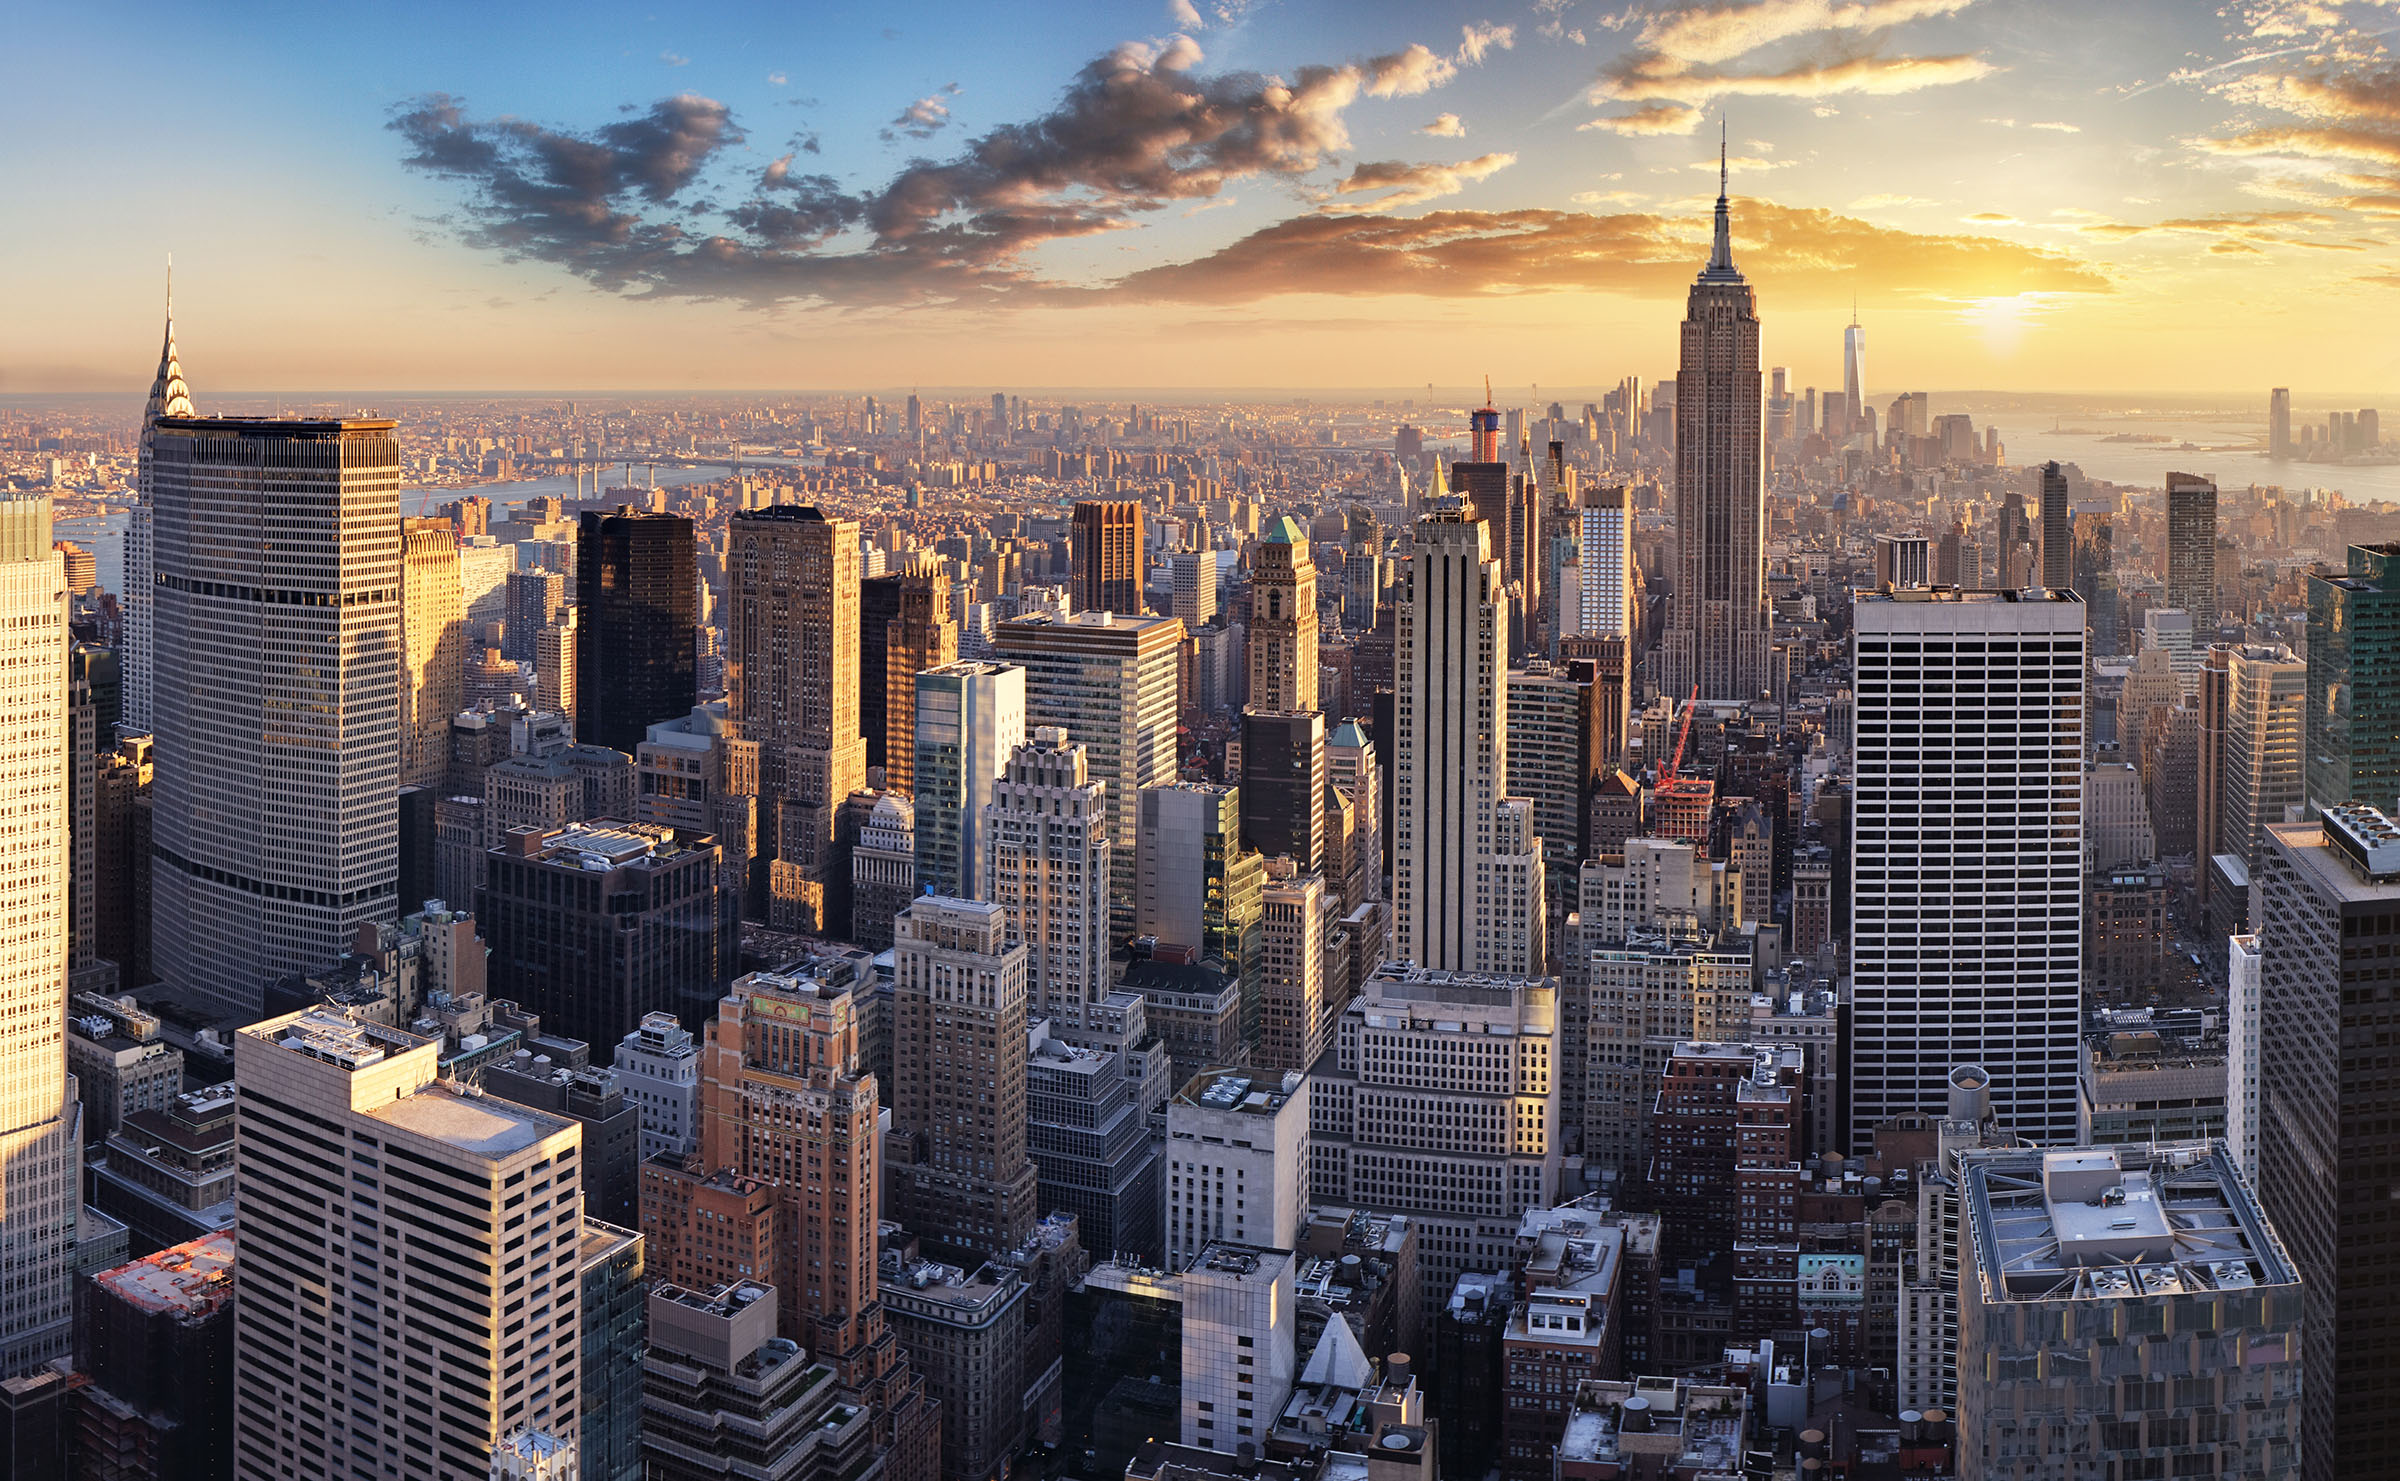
[0,494,71,1378]
[399,516,466,791]
[982,729,1110,1025]
[1848,589,2086,1149]
[728,506,866,936]
[1393,499,1508,973]
[2254,805,2400,1479]
[993,610,1184,934]
[2036,461,2072,591]
[2166,471,2219,629]
[2269,387,2293,459]
[887,896,1040,1255]
[1170,548,1217,629]
[1255,861,1329,1072]
[1239,708,1325,872]
[1660,149,1769,702]
[695,970,900,1393]
[232,1010,584,1481]
[149,418,400,1017]
[2213,645,2307,877]
[1308,962,1562,1321]
[1842,307,1866,430]
[481,821,723,1050]
[861,557,957,792]
[577,508,696,757]
[2306,543,2400,815]
[911,660,1025,900]
[1070,499,1145,615]
[1247,516,1318,711]
[1955,1143,2302,1481]
[125,270,193,739]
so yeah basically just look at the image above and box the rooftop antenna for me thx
[1484,374,1493,407]
[1720,115,1728,196]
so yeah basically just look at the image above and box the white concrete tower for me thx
[1393,498,1507,973]
[0,492,73,1377]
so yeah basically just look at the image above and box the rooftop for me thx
[92,1232,235,1320]
[1174,1068,1299,1116]
[1555,1377,1749,1473]
[256,1009,428,1071]
[1965,1142,2298,1303]
[368,1082,573,1159]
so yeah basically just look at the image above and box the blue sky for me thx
[7,0,2399,393]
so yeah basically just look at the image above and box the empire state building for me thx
[1661,145,1769,703]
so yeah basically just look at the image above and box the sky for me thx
[6,0,2400,397]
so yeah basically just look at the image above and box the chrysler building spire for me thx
[143,257,194,444]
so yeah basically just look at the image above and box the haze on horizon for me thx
[7,0,2400,398]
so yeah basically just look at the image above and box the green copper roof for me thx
[1262,515,1308,545]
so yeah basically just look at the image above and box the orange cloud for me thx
[1118,198,2108,305]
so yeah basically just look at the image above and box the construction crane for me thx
[1663,683,1700,780]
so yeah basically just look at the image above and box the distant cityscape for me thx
[4,147,2400,1481]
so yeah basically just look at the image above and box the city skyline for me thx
[9,0,2400,395]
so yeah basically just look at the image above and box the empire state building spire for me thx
[1701,117,1741,282]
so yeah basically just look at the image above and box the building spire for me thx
[1705,116,1736,277]
[143,256,196,459]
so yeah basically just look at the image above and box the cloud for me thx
[883,94,953,141]
[1583,0,1993,131]
[1848,192,1935,207]
[1457,21,1515,64]
[767,71,788,86]
[1962,210,2015,222]
[1602,51,1996,109]
[1320,153,1517,212]
[1631,0,1977,68]
[2029,120,2080,132]
[1121,198,2109,305]
[2210,240,2265,254]
[394,39,1404,307]
[2197,61,2400,224]
[661,51,690,67]
[1580,102,1705,134]
[1423,112,1466,137]
[1169,0,1204,26]
[2062,207,2370,253]
[1693,154,1794,173]
[1365,43,1458,98]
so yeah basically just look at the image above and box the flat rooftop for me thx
[368,1083,572,1159]
[1175,1068,1298,1115]
[1966,1142,2297,1303]
[93,1231,235,1320]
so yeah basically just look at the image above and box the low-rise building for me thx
[66,992,184,1144]
[638,1282,880,1481]
[1502,1220,1623,1480]
[1167,1069,1310,1271]
[91,1084,236,1257]
[1553,1376,1752,1480]
[73,1233,236,1481]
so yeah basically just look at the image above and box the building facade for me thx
[575,509,696,759]
[1659,164,1769,703]
[149,418,401,1017]
[1849,590,2085,1149]
[231,1010,583,1481]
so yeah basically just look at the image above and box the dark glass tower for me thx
[2307,543,2400,814]
[575,508,696,757]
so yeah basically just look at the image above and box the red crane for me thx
[1663,683,1700,780]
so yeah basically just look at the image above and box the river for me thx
[1982,417,2400,505]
